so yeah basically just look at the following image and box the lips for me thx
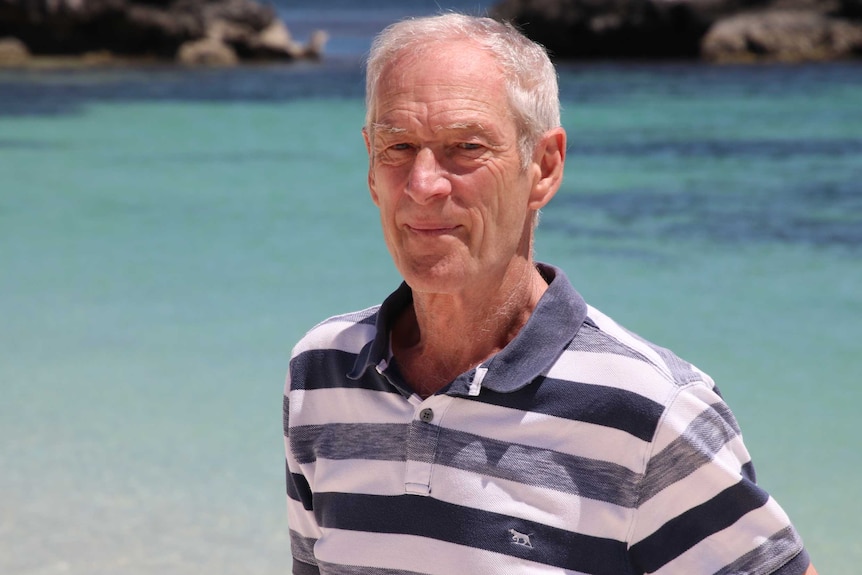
[405,223,459,236]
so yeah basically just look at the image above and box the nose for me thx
[405,147,451,203]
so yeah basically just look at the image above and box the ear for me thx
[362,127,380,206]
[527,127,566,211]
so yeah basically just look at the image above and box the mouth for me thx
[405,224,460,237]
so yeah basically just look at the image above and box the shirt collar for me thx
[348,262,587,395]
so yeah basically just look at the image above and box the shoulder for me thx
[572,304,715,395]
[290,306,380,360]
[541,302,719,441]
[526,302,718,447]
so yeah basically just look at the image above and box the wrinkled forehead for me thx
[369,40,513,122]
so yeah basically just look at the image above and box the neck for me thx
[392,259,548,397]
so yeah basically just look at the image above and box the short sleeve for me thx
[628,382,808,575]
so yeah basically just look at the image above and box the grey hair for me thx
[364,13,560,169]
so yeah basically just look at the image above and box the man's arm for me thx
[284,370,322,574]
[629,382,814,574]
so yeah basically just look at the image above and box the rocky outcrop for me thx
[0,0,327,66]
[490,0,862,62]
[702,8,862,62]
[0,36,29,64]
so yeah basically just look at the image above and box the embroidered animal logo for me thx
[508,528,533,548]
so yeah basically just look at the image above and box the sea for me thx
[0,0,860,573]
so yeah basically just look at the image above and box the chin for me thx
[397,254,472,295]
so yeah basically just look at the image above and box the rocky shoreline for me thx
[490,0,862,63]
[0,0,326,67]
[4,1,862,67]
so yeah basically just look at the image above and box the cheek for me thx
[478,172,530,229]
[370,171,398,211]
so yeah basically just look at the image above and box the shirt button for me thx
[419,408,434,423]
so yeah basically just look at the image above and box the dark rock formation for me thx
[490,0,862,62]
[0,0,326,65]
[490,0,745,59]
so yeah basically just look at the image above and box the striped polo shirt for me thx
[284,263,809,575]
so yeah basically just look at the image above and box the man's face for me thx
[365,41,542,296]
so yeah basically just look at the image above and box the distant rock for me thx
[490,0,862,62]
[176,36,238,66]
[0,0,327,66]
[0,37,30,64]
[702,9,862,62]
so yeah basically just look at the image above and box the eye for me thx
[452,142,487,160]
[376,141,416,164]
[390,143,414,151]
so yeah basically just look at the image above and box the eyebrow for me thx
[441,122,486,132]
[370,122,407,135]
[370,121,489,135]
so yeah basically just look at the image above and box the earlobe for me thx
[528,127,566,210]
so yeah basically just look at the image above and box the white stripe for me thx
[286,498,322,540]
[291,316,376,357]
[315,529,592,575]
[586,305,671,379]
[444,399,650,472]
[547,349,675,406]
[649,386,710,453]
[650,384,742,454]
[311,458,407,496]
[288,388,414,426]
[429,464,633,541]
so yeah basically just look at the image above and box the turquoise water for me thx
[1,21,861,575]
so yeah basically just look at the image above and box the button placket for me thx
[404,396,452,496]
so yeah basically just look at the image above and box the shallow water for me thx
[1,3,860,573]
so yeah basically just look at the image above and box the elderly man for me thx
[284,13,817,575]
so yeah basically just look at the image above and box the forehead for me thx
[372,40,515,130]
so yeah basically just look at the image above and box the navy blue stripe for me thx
[773,549,811,575]
[290,349,398,393]
[286,466,314,511]
[630,480,771,573]
[741,460,757,483]
[292,558,321,575]
[290,423,408,465]
[314,492,629,575]
[477,375,664,442]
[290,531,318,566]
